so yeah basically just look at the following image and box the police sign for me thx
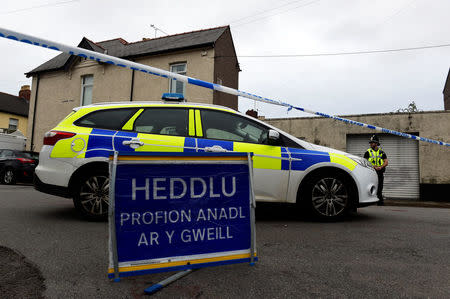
[108,152,257,279]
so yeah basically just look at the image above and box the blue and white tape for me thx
[0,27,448,147]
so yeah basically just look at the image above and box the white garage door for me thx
[346,134,420,200]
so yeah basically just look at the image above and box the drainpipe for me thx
[130,69,135,101]
[30,74,40,151]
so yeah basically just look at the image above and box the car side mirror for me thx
[268,129,280,145]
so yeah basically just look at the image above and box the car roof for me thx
[73,101,237,113]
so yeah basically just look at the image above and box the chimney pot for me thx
[19,85,31,102]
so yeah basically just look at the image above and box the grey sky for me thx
[1,0,449,119]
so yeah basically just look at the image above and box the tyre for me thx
[301,170,354,220]
[72,170,109,221]
[2,168,17,185]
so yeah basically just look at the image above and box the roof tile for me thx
[0,92,29,117]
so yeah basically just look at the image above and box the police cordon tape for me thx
[0,27,448,147]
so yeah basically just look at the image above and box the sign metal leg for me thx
[247,153,257,266]
[109,151,120,282]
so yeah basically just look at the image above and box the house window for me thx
[81,75,94,106]
[169,63,186,95]
[8,118,18,132]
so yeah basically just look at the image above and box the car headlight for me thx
[348,156,374,170]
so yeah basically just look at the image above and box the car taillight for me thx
[43,131,76,146]
[17,158,34,164]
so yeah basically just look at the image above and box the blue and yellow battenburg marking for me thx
[50,126,357,171]
[111,153,249,161]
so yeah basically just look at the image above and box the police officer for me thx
[364,135,388,205]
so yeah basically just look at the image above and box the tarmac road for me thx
[0,184,449,298]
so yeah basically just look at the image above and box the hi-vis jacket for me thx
[366,148,385,167]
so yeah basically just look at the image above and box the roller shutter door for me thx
[346,134,420,200]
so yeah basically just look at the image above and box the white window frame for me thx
[8,118,18,132]
[169,63,187,95]
[80,75,94,106]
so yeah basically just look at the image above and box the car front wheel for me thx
[73,171,109,221]
[302,171,353,220]
[2,168,17,185]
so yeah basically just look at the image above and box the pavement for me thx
[384,199,450,209]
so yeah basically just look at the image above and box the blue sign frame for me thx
[108,152,257,279]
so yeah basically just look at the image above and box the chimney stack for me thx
[245,109,258,118]
[19,85,31,102]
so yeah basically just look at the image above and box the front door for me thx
[194,108,289,202]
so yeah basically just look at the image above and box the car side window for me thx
[16,152,34,159]
[74,108,138,130]
[134,108,188,137]
[1,150,13,157]
[200,109,269,144]
[280,134,304,149]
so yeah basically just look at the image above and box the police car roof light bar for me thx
[162,93,185,102]
[0,27,448,147]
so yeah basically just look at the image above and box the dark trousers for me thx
[377,171,384,202]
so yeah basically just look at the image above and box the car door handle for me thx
[204,145,228,152]
[122,138,144,149]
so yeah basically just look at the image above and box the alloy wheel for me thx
[79,175,110,216]
[311,177,348,217]
[4,170,14,184]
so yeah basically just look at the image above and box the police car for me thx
[34,93,378,220]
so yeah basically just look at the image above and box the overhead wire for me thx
[228,0,311,25]
[215,43,450,58]
[232,0,322,28]
[0,0,79,15]
[377,0,419,26]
